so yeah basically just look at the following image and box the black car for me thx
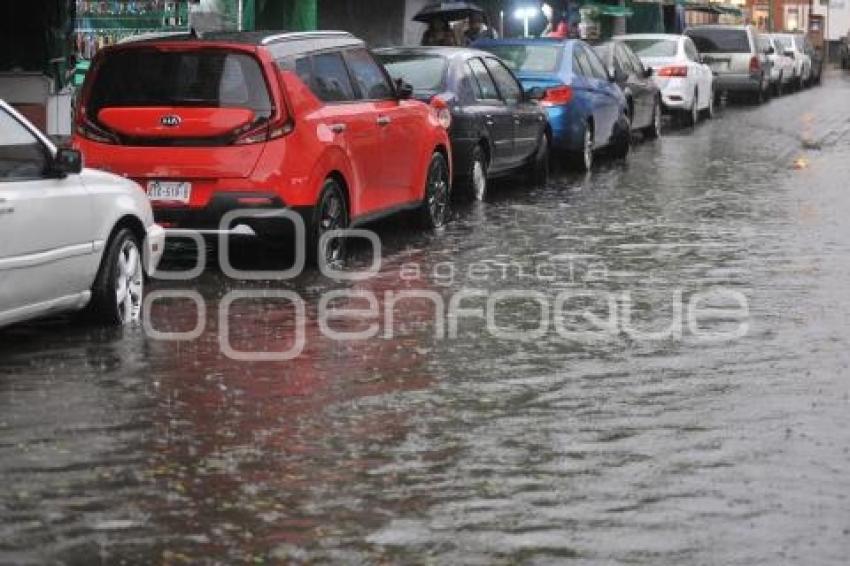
[376,47,550,200]
[592,40,661,140]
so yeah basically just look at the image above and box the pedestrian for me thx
[463,12,497,45]
[422,18,458,46]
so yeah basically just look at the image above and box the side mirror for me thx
[395,78,414,100]
[52,148,83,177]
[644,66,653,78]
[526,86,546,101]
[765,46,775,55]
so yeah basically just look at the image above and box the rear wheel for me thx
[417,152,451,229]
[773,73,784,96]
[643,97,662,140]
[702,87,715,119]
[681,90,699,126]
[610,114,631,160]
[527,133,550,186]
[569,122,594,172]
[307,178,349,267]
[87,228,143,325]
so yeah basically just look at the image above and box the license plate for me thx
[147,181,191,203]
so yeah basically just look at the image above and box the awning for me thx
[583,2,635,17]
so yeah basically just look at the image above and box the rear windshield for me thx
[686,29,751,53]
[377,54,447,93]
[88,49,272,120]
[622,39,677,58]
[477,44,561,73]
[773,36,792,50]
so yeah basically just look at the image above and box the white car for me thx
[0,100,164,328]
[765,34,795,94]
[616,34,715,126]
[771,33,811,89]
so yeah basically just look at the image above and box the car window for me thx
[467,57,500,101]
[687,28,751,53]
[343,48,394,100]
[484,58,522,104]
[622,38,678,58]
[614,44,634,74]
[623,44,645,74]
[582,45,610,81]
[684,38,699,62]
[377,53,447,94]
[306,52,357,102]
[0,109,49,182]
[88,50,272,121]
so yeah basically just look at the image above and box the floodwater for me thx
[2,73,850,564]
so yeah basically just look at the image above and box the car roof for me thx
[474,37,571,47]
[615,34,682,41]
[375,46,495,61]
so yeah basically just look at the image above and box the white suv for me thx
[0,100,164,328]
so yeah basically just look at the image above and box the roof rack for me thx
[260,30,354,46]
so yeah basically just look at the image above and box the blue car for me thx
[475,38,630,171]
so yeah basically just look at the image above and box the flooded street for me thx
[3,73,850,564]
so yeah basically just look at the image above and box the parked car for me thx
[592,39,662,139]
[839,34,850,69]
[474,38,630,172]
[685,25,773,104]
[616,34,714,126]
[770,33,805,90]
[0,99,164,328]
[376,46,550,201]
[74,31,453,264]
[803,35,824,85]
[764,35,794,95]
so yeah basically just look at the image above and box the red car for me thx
[74,31,452,263]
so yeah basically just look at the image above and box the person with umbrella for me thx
[463,12,497,45]
[421,17,458,46]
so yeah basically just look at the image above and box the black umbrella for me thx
[413,1,484,23]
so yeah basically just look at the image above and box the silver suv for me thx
[685,25,773,104]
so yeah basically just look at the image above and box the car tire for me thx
[307,178,349,267]
[458,143,489,201]
[702,87,715,119]
[682,90,699,126]
[610,114,631,160]
[417,152,451,229]
[527,133,550,186]
[87,227,144,325]
[569,122,594,172]
[643,97,662,140]
[774,73,783,96]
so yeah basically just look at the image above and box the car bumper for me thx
[152,191,292,234]
[653,77,697,111]
[714,73,762,92]
[543,103,585,152]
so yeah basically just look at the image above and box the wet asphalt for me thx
[2,71,850,564]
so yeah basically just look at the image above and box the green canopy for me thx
[583,2,635,17]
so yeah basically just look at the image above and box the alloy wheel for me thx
[426,155,450,228]
[472,157,487,201]
[653,101,662,136]
[318,186,347,265]
[115,239,143,324]
[583,126,593,171]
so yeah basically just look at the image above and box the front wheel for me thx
[417,152,451,229]
[87,228,144,325]
[643,97,662,140]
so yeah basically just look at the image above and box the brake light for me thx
[429,96,452,129]
[540,85,573,106]
[749,55,761,73]
[233,111,293,145]
[657,65,688,77]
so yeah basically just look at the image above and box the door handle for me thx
[328,123,346,134]
[376,116,392,126]
[485,114,495,126]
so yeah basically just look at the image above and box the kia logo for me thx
[160,115,181,127]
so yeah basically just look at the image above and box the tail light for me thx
[430,96,452,130]
[540,85,573,106]
[749,55,761,73]
[75,112,118,144]
[234,109,293,145]
[657,65,688,77]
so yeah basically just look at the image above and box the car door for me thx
[0,106,94,321]
[576,43,620,144]
[295,50,383,218]
[484,57,540,166]
[343,47,419,207]
[467,57,513,172]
